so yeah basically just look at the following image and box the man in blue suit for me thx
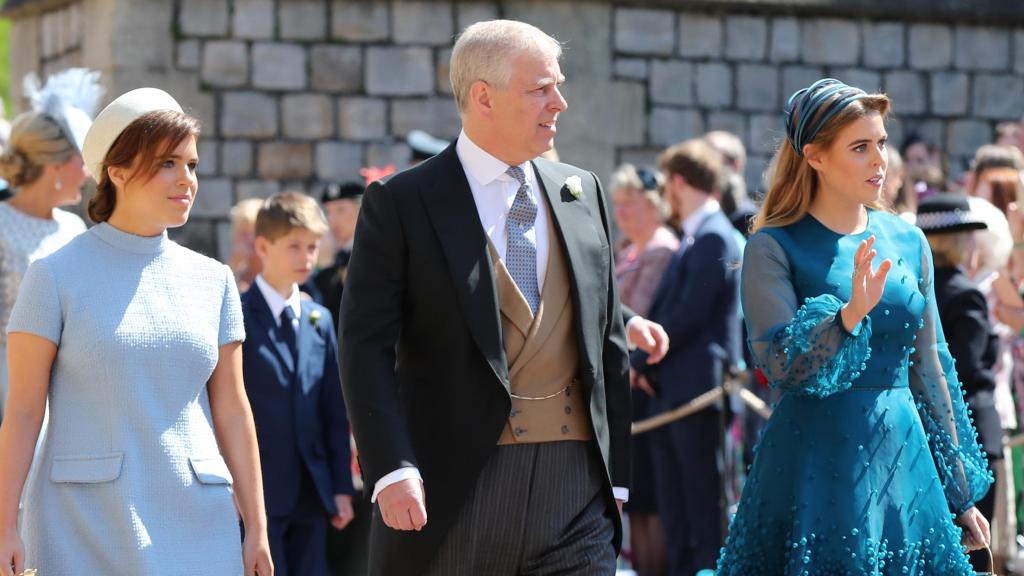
[631,139,741,576]
[241,192,355,576]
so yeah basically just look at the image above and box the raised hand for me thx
[841,235,891,332]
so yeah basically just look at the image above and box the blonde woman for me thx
[0,69,100,421]
[717,79,991,574]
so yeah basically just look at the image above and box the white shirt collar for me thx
[455,130,535,188]
[254,274,301,326]
[682,198,721,238]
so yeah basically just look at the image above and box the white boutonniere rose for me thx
[309,309,322,328]
[565,175,584,200]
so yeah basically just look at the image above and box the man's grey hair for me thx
[449,20,562,112]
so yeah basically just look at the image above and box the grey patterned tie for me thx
[505,165,540,314]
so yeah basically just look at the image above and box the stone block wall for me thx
[6,0,1024,258]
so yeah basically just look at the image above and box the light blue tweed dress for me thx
[7,222,245,574]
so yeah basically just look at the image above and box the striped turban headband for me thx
[784,78,867,157]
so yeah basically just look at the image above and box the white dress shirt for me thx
[254,274,301,329]
[372,131,628,504]
[681,198,721,246]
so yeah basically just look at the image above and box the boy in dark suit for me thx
[241,191,355,576]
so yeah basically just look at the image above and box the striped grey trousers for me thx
[423,440,616,576]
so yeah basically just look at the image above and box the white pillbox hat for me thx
[82,87,183,181]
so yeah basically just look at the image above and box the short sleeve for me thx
[218,265,245,346]
[7,259,63,345]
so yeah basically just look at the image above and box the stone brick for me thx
[954,25,1010,71]
[437,48,453,94]
[835,68,881,92]
[197,140,218,177]
[311,45,362,93]
[505,2,612,79]
[252,43,307,90]
[614,58,648,80]
[457,3,499,31]
[973,74,1024,120]
[725,15,767,61]
[221,92,278,138]
[561,80,645,148]
[615,8,674,55]
[367,143,412,171]
[746,156,770,191]
[177,39,200,70]
[233,0,274,40]
[649,61,694,106]
[883,71,926,115]
[736,65,779,112]
[947,120,992,156]
[391,98,461,140]
[283,94,334,139]
[170,220,217,258]
[216,221,233,264]
[178,0,228,37]
[331,1,389,42]
[259,142,313,180]
[930,72,969,116]
[366,47,433,96]
[695,63,732,107]
[279,0,326,40]
[769,17,799,63]
[618,148,661,171]
[782,66,824,100]
[338,97,387,141]
[315,141,364,182]
[236,179,281,201]
[1016,31,1024,75]
[193,178,233,218]
[749,114,782,154]
[899,119,944,151]
[201,41,248,88]
[393,1,453,45]
[109,0,174,70]
[909,24,952,70]
[678,14,722,58]
[649,108,704,146]
[802,19,858,65]
[221,141,254,177]
[863,22,904,68]
[707,112,746,139]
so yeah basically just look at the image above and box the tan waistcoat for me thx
[490,206,593,445]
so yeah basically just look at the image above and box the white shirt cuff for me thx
[612,487,629,502]
[625,316,644,351]
[371,467,423,503]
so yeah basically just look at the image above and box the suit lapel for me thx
[420,145,510,389]
[245,287,296,375]
[532,159,605,373]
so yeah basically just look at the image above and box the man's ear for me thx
[469,79,494,118]
[253,235,270,260]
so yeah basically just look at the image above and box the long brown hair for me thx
[752,94,892,233]
[87,110,200,223]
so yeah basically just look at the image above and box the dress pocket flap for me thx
[51,452,124,484]
[188,455,234,485]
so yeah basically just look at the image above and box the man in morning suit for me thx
[631,139,741,576]
[340,20,632,576]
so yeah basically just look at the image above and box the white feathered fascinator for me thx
[23,67,104,153]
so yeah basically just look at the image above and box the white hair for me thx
[969,196,1013,272]
[449,19,562,112]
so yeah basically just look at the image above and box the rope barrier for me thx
[631,375,773,435]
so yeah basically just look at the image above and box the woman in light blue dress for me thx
[0,89,273,575]
[716,79,992,575]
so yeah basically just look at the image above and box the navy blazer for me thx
[632,209,741,405]
[241,286,354,517]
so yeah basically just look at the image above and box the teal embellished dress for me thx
[716,211,992,575]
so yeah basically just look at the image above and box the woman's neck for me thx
[7,183,58,219]
[628,223,659,252]
[808,187,868,235]
[106,209,166,237]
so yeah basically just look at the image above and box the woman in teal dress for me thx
[716,79,992,575]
